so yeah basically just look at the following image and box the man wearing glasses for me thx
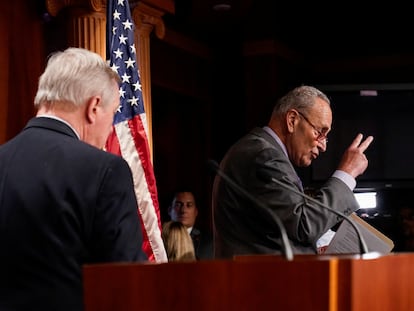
[212,85,373,258]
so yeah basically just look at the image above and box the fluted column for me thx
[46,0,170,158]
[132,2,165,159]
[46,0,106,59]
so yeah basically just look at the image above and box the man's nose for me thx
[317,139,327,152]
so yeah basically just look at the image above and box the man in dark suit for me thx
[212,85,374,258]
[169,191,213,259]
[0,47,147,310]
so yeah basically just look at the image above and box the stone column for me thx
[46,0,171,157]
[46,0,106,58]
[132,2,166,158]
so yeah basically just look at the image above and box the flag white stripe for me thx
[115,120,167,263]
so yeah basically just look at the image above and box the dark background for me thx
[149,1,414,251]
[3,0,414,252]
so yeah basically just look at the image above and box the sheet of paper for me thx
[324,213,394,254]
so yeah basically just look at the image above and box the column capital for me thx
[132,2,165,39]
[46,0,106,17]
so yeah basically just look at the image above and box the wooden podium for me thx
[83,253,414,311]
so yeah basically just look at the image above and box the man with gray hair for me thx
[212,85,374,258]
[0,47,147,310]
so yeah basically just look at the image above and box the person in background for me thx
[168,191,214,259]
[162,221,196,261]
[398,206,414,251]
[212,85,374,258]
[0,47,147,311]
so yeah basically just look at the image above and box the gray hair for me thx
[271,85,330,118]
[34,47,120,108]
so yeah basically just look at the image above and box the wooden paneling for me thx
[84,253,414,311]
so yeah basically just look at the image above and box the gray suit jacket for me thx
[212,127,359,258]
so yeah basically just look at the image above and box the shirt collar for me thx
[263,126,288,158]
[37,115,80,139]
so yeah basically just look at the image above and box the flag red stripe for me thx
[128,116,161,229]
[106,130,121,155]
[107,119,167,262]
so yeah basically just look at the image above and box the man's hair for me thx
[271,85,330,119]
[171,190,197,206]
[34,47,120,109]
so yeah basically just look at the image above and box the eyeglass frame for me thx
[296,110,329,143]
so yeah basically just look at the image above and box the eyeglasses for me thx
[297,111,328,143]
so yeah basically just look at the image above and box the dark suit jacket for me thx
[190,227,214,260]
[0,117,146,310]
[212,127,360,258]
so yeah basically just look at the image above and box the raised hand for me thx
[337,133,374,178]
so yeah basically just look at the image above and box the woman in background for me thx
[162,221,196,261]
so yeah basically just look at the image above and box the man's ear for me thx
[286,109,298,133]
[85,96,100,124]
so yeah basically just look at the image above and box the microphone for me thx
[256,165,369,254]
[208,159,294,261]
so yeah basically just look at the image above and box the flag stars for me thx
[113,48,123,59]
[128,96,139,106]
[121,73,131,83]
[132,81,141,92]
[119,34,128,45]
[108,2,144,119]
[124,57,135,68]
[122,19,133,30]
[110,63,120,73]
[113,9,121,20]
[130,44,136,54]
[119,87,126,98]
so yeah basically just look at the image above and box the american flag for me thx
[105,0,167,263]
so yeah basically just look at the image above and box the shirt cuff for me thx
[332,170,356,190]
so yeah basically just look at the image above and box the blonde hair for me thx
[162,221,196,262]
